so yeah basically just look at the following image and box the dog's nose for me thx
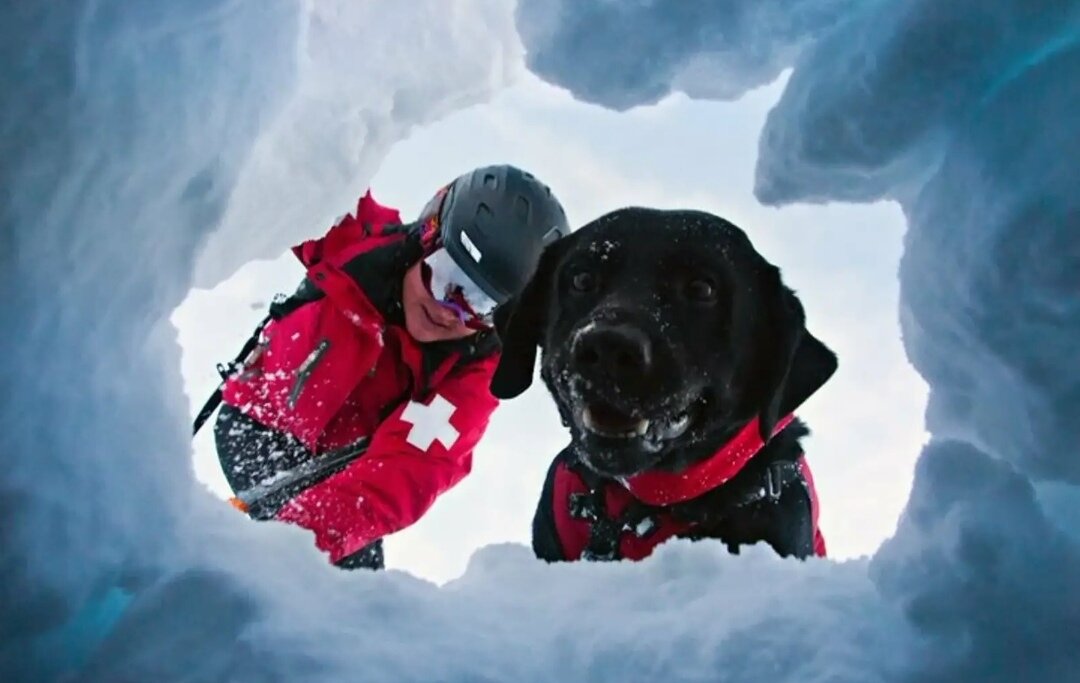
[572,323,653,381]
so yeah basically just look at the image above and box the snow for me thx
[4,2,1078,683]
[75,539,913,683]
[515,0,859,110]
[522,1,1080,680]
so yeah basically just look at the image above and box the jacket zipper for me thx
[288,339,330,408]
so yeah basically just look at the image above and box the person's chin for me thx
[407,319,445,343]
[406,305,465,342]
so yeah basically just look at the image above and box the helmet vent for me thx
[484,173,498,189]
[514,195,531,222]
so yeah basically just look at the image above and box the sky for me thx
[174,69,928,583]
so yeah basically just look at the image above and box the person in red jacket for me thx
[213,165,570,569]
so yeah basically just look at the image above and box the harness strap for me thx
[567,459,664,561]
[713,461,803,510]
[269,277,325,319]
[191,313,271,436]
[566,458,805,561]
[191,279,325,437]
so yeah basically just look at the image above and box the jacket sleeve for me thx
[275,362,499,563]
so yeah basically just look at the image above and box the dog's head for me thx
[491,208,837,478]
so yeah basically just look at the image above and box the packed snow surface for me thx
[3,1,1078,681]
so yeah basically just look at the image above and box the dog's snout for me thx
[572,323,653,380]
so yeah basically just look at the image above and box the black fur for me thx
[494,208,838,560]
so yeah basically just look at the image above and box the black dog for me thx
[491,208,838,562]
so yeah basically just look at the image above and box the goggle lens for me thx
[424,249,498,325]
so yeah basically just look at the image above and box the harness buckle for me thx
[569,492,602,521]
[629,515,658,539]
[765,463,785,501]
[216,361,239,381]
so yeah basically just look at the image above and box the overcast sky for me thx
[175,70,928,584]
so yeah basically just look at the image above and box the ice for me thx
[520,1,1080,679]
[5,1,1079,681]
[515,0,858,110]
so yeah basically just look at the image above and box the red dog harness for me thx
[552,414,827,561]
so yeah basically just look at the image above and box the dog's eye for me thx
[686,278,717,303]
[570,271,597,293]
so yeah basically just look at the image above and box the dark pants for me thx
[214,405,384,570]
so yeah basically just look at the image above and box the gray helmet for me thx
[427,165,570,305]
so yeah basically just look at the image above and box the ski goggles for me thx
[424,248,498,326]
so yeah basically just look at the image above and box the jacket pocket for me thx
[288,338,330,408]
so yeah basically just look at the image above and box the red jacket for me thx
[222,193,500,562]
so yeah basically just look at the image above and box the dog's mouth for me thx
[549,359,713,476]
[570,382,708,463]
[570,393,706,477]
[580,401,649,439]
[579,401,693,443]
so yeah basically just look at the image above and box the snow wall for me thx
[2,1,1078,682]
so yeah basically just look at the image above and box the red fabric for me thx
[222,192,409,451]
[222,191,500,562]
[553,422,827,562]
[276,359,497,562]
[553,462,693,561]
[623,414,796,506]
[291,191,403,268]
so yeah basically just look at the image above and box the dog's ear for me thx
[490,238,569,399]
[786,329,839,416]
[744,266,838,442]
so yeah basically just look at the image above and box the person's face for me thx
[401,262,479,342]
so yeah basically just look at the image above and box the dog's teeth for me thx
[633,419,650,436]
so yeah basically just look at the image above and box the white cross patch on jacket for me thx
[401,394,460,451]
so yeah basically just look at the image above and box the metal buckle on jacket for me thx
[216,360,242,381]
